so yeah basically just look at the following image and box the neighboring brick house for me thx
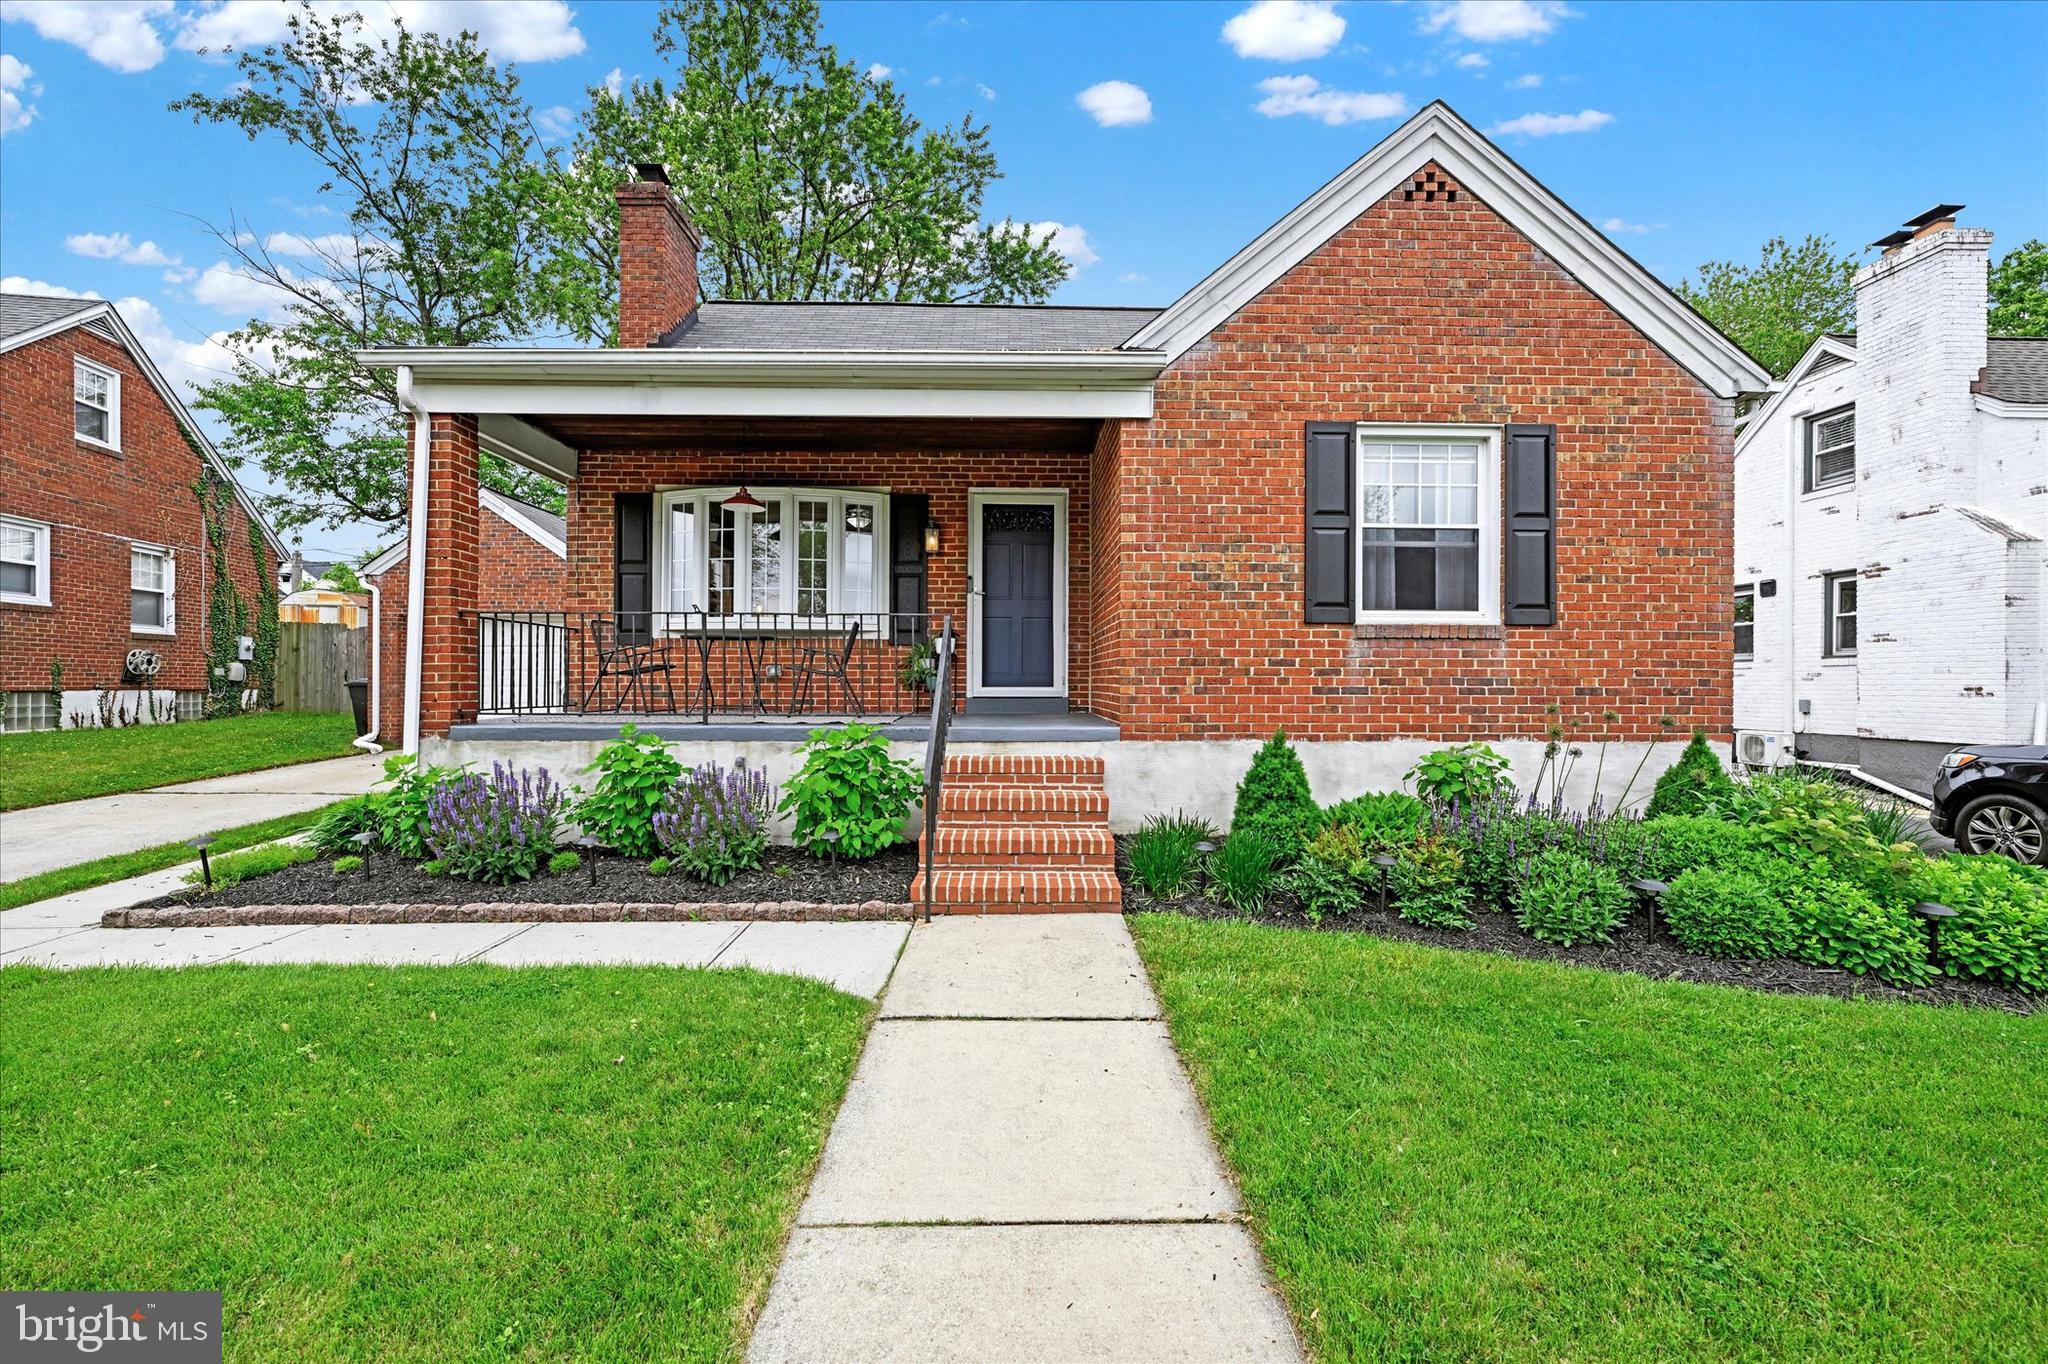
[1733,207,2047,793]
[361,488,568,746]
[359,101,1770,846]
[1,293,285,731]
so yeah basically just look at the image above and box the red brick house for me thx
[362,102,1768,841]
[360,488,569,747]
[1,293,284,731]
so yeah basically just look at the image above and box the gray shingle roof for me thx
[0,292,102,344]
[1982,336,2048,405]
[493,494,566,545]
[660,301,1160,353]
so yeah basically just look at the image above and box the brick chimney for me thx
[615,163,701,347]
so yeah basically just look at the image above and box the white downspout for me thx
[398,366,432,756]
[352,575,384,754]
[1783,400,1802,753]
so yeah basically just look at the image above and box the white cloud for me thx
[1076,79,1152,127]
[927,11,970,29]
[1255,76,1406,127]
[603,67,624,97]
[864,62,893,81]
[1491,108,1612,136]
[974,82,996,101]
[1420,2,1578,43]
[535,103,574,139]
[1455,52,1489,69]
[190,261,304,322]
[1508,72,1543,88]
[262,230,360,260]
[0,275,99,299]
[163,266,198,284]
[925,74,942,87]
[1600,217,1661,235]
[2,0,171,72]
[1030,221,1098,268]
[65,232,180,267]
[0,50,38,134]
[175,1,584,64]
[1118,271,1148,284]
[1222,1,1344,60]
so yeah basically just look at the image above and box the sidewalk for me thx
[747,916,1304,1363]
[0,754,385,882]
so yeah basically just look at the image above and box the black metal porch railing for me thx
[919,616,956,922]
[464,609,951,722]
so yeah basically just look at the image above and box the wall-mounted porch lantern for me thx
[924,521,942,555]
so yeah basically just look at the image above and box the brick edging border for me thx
[102,900,914,929]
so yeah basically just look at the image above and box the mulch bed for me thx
[136,845,919,912]
[1115,839,2037,1015]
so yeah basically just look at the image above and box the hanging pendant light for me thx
[722,486,765,511]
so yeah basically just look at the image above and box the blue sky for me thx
[2,0,2043,557]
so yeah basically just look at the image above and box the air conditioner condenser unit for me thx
[1735,730,1795,769]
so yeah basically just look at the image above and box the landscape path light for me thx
[1372,854,1397,915]
[1629,878,1670,940]
[189,834,216,891]
[1912,901,1958,964]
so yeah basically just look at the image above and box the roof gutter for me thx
[353,346,1168,387]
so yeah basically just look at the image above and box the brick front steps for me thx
[910,754,1122,914]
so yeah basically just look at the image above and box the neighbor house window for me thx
[1356,426,1499,620]
[1823,571,1858,657]
[1,515,51,606]
[74,358,119,448]
[130,544,174,634]
[1733,583,1755,659]
[1806,406,1855,491]
[659,488,886,621]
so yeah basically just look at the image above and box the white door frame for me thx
[966,488,1068,699]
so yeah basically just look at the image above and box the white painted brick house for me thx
[1733,207,2048,792]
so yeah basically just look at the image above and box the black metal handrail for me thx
[920,616,956,923]
[463,609,951,722]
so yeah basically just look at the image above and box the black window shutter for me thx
[1503,423,1557,626]
[1303,422,1355,623]
[614,493,654,644]
[888,492,929,643]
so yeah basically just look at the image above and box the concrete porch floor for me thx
[451,710,1121,744]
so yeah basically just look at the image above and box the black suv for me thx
[1931,745,2048,865]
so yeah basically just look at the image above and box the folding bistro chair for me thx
[580,615,677,713]
[788,618,863,718]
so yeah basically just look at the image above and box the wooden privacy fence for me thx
[276,621,368,714]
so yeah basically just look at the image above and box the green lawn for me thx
[0,711,359,811]
[0,804,339,910]
[0,964,872,1362]
[1131,914,2048,1364]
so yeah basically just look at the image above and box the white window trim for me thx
[1733,582,1755,662]
[1353,423,1501,625]
[653,486,890,629]
[966,488,1069,699]
[0,514,52,607]
[130,541,176,636]
[1805,404,1855,494]
[1823,570,1858,659]
[73,357,121,452]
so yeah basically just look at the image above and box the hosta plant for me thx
[1406,743,1511,807]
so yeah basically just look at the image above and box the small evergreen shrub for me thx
[1127,812,1217,898]
[1909,854,2048,991]
[1230,731,1320,864]
[1390,833,1473,930]
[654,759,772,885]
[331,854,363,875]
[1208,832,1280,916]
[778,722,923,858]
[548,850,583,876]
[1645,732,1737,819]
[426,763,571,885]
[1513,846,1630,945]
[1406,743,1511,806]
[575,724,683,858]
[1661,866,1795,960]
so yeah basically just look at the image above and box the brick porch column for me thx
[416,412,480,738]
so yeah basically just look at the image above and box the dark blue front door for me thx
[979,503,1055,689]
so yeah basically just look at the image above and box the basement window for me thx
[2,691,60,733]
[74,357,120,450]
[1823,571,1858,658]
[1805,406,1855,492]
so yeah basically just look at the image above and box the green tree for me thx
[1989,238,2048,337]
[172,7,565,535]
[543,0,1070,342]
[1677,234,1859,379]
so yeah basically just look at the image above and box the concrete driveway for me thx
[0,754,384,882]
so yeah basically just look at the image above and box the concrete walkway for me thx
[747,916,1304,1363]
[1,754,385,882]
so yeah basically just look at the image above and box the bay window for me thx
[659,488,886,622]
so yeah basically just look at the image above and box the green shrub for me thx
[646,855,670,877]
[331,854,363,874]
[1230,731,1319,864]
[548,850,583,876]
[184,841,318,891]
[1285,824,1370,923]
[419,859,447,877]
[1662,867,1795,960]
[1406,742,1511,807]
[1128,812,1217,898]
[372,755,463,860]
[1636,815,1767,882]
[1909,855,2048,991]
[1323,792,1430,844]
[1645,732,1736,819]
[1207,832,1280,916]
[310,796,382,855]
[575,724,683,859]
[1391,833,1473,930]
[1513,846,1630,945]
[778,722,922,859]
[1785,874,1934,986]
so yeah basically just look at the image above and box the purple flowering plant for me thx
[424,762,569,884]
[652,759,772,885]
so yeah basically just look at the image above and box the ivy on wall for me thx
[186,422,277,715]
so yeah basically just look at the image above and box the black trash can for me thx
[344,678,370,737]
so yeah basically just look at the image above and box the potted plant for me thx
[898,637,938,693]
